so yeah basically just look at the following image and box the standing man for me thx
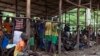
[37,20,45,50]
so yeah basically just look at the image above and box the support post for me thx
[15,0,19,17]
[61,14,63,23]
[69,13,70,25]
[58,0,62,56]
[96,4,99,45]
[94,11,96,36]
[45,0,48,19]
[0,11,2,25]
[76,0,81,50]
[90,0,92,25]
[65,11,67,23]
[85,8,87,28]
[26,0,31,38]
[87,0,92,47]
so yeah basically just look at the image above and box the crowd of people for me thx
[62,24,97,51]
[0,17,99,56]
[0,18,59,56]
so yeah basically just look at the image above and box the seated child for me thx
[14,33,28,56]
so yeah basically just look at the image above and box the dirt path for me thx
[35,45,100,56]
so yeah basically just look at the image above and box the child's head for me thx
[21,33,28,42]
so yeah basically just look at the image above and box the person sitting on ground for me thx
[14,33,28,56]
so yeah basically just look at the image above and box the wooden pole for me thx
[15,0,19,17]
[87,0,92,47]
[65,0,87,8]
[15,0,20,17]
[90,0,92,10]
[94,11,96,36]
[82,3,90,6]
[58,0,62,55]
[65,11,67,23]
[61,14,63,23]
[76,0,81,50]
[0,11,2,26]
[59,0,62,22]
[69,13,70,25]
[26,0,31,38]
[90,0,92,25]
[85,8,87,28]
[96,4,99,45]
[45,0,48,19]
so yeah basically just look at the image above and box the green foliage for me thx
[61,8,97,27]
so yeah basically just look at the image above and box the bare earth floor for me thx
[36,45,100,56]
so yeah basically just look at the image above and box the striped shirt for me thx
[15,19,23,30]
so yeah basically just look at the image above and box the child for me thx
[51,23,58,53]
[14,33,28,56]
[29,34,34,51]
[45,21,52,52]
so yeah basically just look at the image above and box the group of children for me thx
[0,17,60,56]
[45,21,58,53]
[0,17,28,56]
[0,16,97,56]
[13,21,59,56]
[0,17,98,56]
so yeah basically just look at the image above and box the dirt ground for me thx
[37,45,100,56]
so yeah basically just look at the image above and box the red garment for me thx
[4,22,11,33]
